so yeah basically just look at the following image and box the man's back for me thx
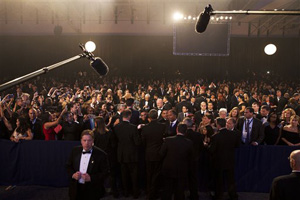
[141,120,165,161]
[160,135,193,178]
[114,121,141,162]
[270,172,300,200]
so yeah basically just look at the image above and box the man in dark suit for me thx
[162,96,172,111]
[114,109,141,198]
[194,101,207,127]
[248,92,259,108]
[141,109,166,200]
[66,130,109,200]
[209,118,240,200]
[236,107,265,145]
[160,123,193,200]
[230,89,240,110]
[140,94,153,112]
[270,150,300,200]
[183,118,204,200]
[177,105,191,123]
[28,108,44,140]
[166,109,178,137]
[158,109,168,124]
[175,96,193,115]
[274,90,287,114]
[126,98,140,125]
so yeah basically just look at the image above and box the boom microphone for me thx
[195,4,213,33]
[90,57,109,76]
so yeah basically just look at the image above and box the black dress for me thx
[264,124,280,145]
[281,129,300,145]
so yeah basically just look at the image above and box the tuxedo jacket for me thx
[129,107,140,125]
[209,129,240,170]
[160,135,193,178]
[29,118,44,140]
[166,120,179,137]
[163,102,173,110]
[139,99,153,111]
[175,101,193,115]
[113,121,141,163]
[270,172,300,200]
[194,110,207,127]
[236,117,265,144]
[66,146,109,200]
[177,112,190,122]
[141,120,166,161]
[274,97,288,113]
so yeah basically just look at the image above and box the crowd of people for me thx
[0,71,300,199]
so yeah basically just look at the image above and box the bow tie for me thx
[82,150,92,154]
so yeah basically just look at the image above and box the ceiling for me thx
[0,0,299,37]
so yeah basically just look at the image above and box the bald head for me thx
[290,150,300,170]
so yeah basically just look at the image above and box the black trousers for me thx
[120,162,139,197]
[146,161,162,199]
[188,161,199,200]
[214,168,238,200]
[162,176,186,200]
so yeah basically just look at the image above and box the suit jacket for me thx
[66,146,109,200]
[270,172,300,200]
[236,117,265,144]
[141,120,166,161]
[29,118,44,140]
[274,97,287,113]
[185,129,204,161]
[163,102,172,110]
[160,135,193,178]
[166,120,179,137]
[175,101,193,115]
[177,112,190,122]
[209,129,240,170]
[139,99,153,112]
[230,95,239,109]
[129,107,140,125]
[114,121,141,163]
[194,110,207,127]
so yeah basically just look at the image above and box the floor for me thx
[0,185,269,200]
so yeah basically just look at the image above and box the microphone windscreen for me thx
[195,12,210,33]
[90,57,109,76]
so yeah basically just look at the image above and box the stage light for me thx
[173,12,183,21]
[267,71,270,74]
[85,41,96,53]
[264,44,277,55]
[188,15,192,20]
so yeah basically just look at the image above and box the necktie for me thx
[245,120,251,144]
[82,150,92,154]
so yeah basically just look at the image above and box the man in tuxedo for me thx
[209,118,239,200]
[66,130,109,200]
[270,150,300,200]
[162,96,172,111]
[156,98,164,118]
[110,103,125,128]
[260,105,270,125]
[183,118,204,200]
[207,102,218,119]
[28,108,44,140]
[160,123,193,200]
[248,92,259,107]
[114,109,141,198]
[141,109,166,200]
[140,94,153,112]
[190,97,200,114]
[274,90,287,114]
[236,107,265,145]
[252,102,262,120]
[158,109,168,124]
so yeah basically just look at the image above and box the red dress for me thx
[43,124,56,141]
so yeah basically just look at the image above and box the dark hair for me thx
[168,109,177,117]
[183,117,193,128]
[149,109,158,120]
[122,109,132,119]
[267,112,280,125]
[261,105,270,112]
[245,107,254,113]
[81,129,94,139]
[177,123,187,134]
[94,116,108,135]
[216,117,226,128]
[16,116,30,134]
[125,98,134,106]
